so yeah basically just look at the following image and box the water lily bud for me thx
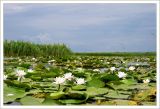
[129,66,135,71]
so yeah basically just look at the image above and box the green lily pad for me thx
[86,87,108,97]
[50,91,65,99]
[4,86,26,103]
[101,74,119,82]
[105,90,130,99]
[67,91,88,99]
[5,80,31,89]
[87,79,105,88]
[121,79,137,85]
[42,98,61,105]
[26,89,43,95]
[20,96,44,105]
[59,99,85,104]
[21,78,32,83]
[72,85,87,91]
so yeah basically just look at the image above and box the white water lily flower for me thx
[106,62,110,64]
[110,67,116,71]
[16,70,26,81]
[32,58,36,60]
[143,79,150,83]
[54,77,66,84]
[28,69,33,72]
[129,66,135,71]
[48,60,55,63]
[4,75,8,80]
[76,78,86,85]
[117,72,127,78]
[93,69,100,72]
[64,73,73,80]
[7,93,14,96]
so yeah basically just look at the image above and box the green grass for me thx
[4,40,72,58]
[75,52,156,56]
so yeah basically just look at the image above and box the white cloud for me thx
[4,3,156,52]
[10,3,154,32]
[4,4,30,14]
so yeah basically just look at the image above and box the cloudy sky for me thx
[4,3,156,52]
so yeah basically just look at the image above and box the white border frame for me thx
[0,1,159,109]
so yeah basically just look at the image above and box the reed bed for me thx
[4,40,72,58]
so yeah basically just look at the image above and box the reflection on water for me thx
[128,62,149,66]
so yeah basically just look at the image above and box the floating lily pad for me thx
[87,79,105,88]
[86,87,108,97]
[59,99,85,104]
[67,91,87,99]
[101,74,119,82]
[72,85,87,91]
[105,90,130,99]
[20,96,44,105]
[42,98,61,105]
[4,86,26,103]
[121,79,137,85]
[5,80,31,89]
[26,89,43,95]
[50,91,65,99]
[21,78,32,83]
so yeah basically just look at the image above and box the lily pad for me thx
[101,74,119,82]
[4,86,26,103]
[26,89,43,95]
[87,79,105,88]
[67,91,88,99]
[42,98,61,105]
[20,96,44,105]
[21,78,32,83]
[86,87,108,97]
[72,85,87,91]
[59,99,85,104]
[121,79,137,85]
[105,90,130,99]
[50,91,65,99]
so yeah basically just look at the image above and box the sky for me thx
[3,3,156,52]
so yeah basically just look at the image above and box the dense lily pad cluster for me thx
[4,56,156,105]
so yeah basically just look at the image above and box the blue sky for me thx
[4,3,156,52]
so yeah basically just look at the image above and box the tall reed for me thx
[4,40,72,58]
